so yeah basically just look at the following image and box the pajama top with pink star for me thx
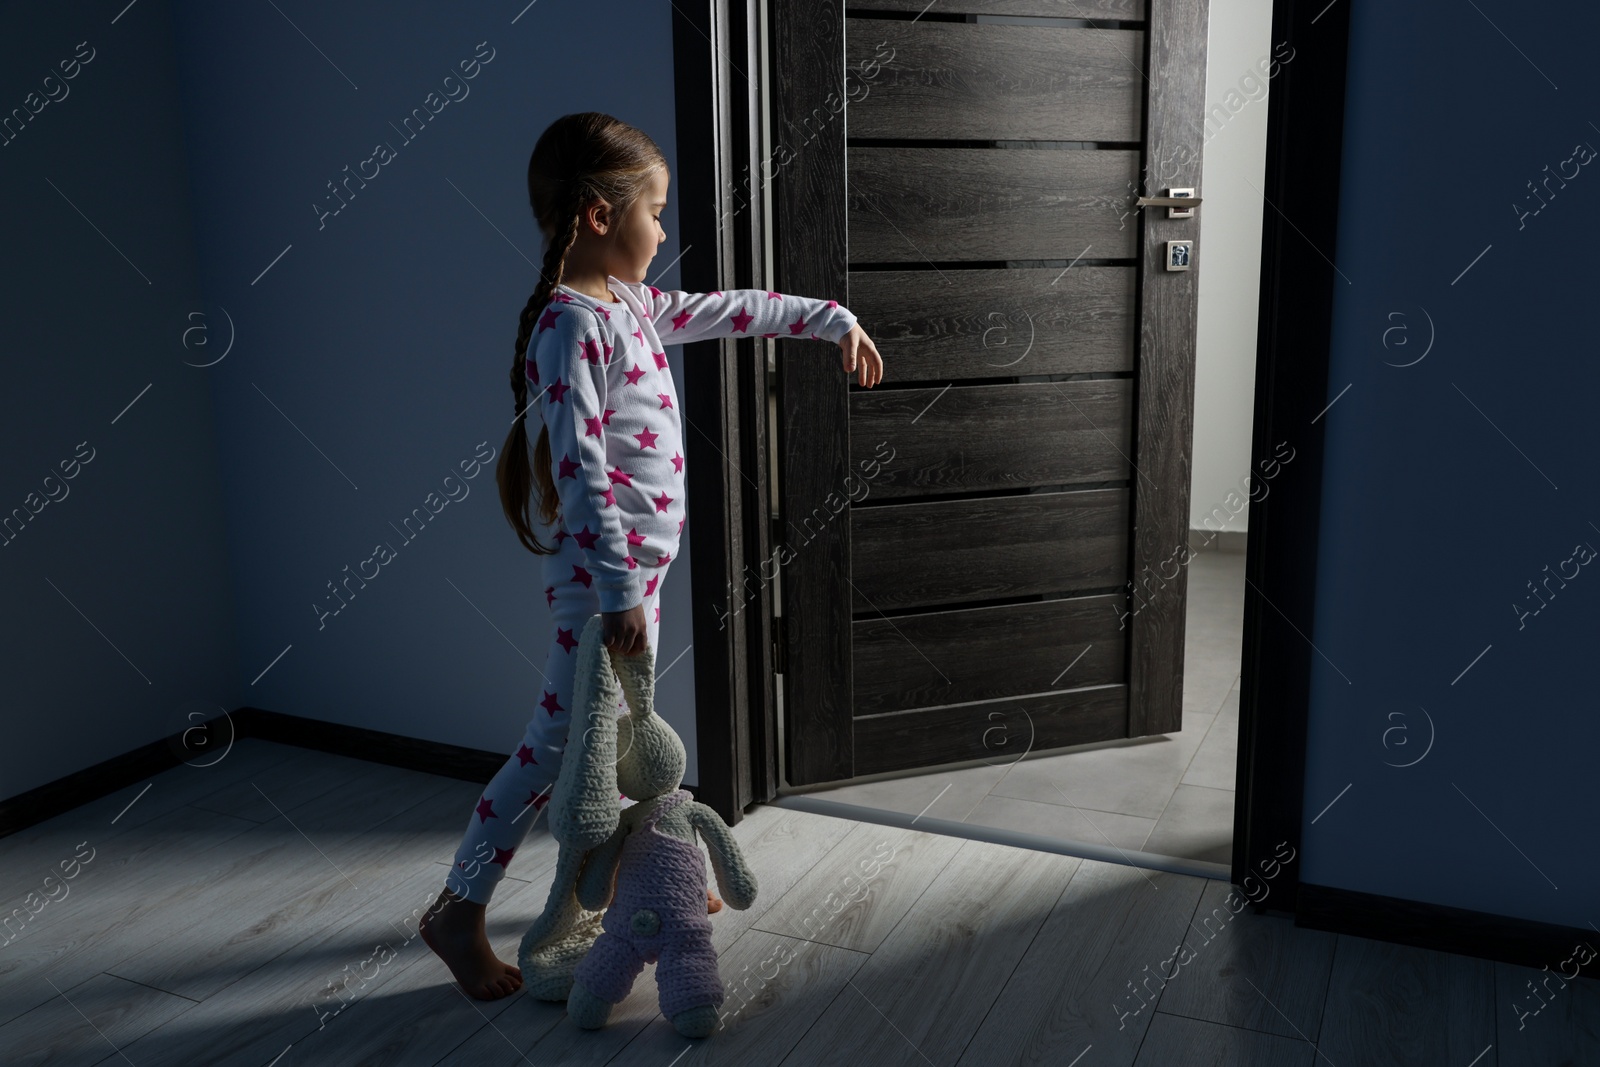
[528,275,859,612]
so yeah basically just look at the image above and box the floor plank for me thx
[773,837,1082,1065]
[83,861,507,1067]
[1495,955,1600,1066]
[1316,933,1496,1066]
[1153,878,1336,1040]
[101,768,490,1000]
[954,857,1208,1066]
[2,970,196,1067]
[0,800,263,1026]
[751,822,966,953]
[1134,1011,1317,1066]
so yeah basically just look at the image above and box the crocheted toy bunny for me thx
[517,613,758,1039]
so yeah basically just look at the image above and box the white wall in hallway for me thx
[1191,0,1277,536]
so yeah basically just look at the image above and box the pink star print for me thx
[626,527,646,546]
[555,628,578,653]
[671,310,694,332]
[490,846,515,868]
[601,408,617,425]
[632,328,644,345]
[548,378,570,403]
[600,486,616,507]
[475,796,498,823]
[553,291,575,304]
[646,574,661,597]
[593,305,611,321]
[653,351,669,370]
[658,551,673,565]
[584,416,604,437]
[635,427,659,449]
[608,468,634,488]
[525,790,549,811]
[787,315,810,335]
[515,743,537,766]
[657,393,673,410]
[524,358,538,384]
[580,338,604,365]
[574,525,599,549]
[648,285,662,298]
[602,340,613,364]
[538,308,562,332]
[653,491,673,513]
[671,452,684,473]
[766,291,783,300]
[730,307,754,333]
[558,455,581,479]
[572,565,593,588]
[624,364,647,386]
[544,584,555,608]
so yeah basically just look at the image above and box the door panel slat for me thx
[853,686,1129,777]
[845,266,1136,381]
[847,21,1145,142]
[853,594,1127,716]
[848,147,1142,262]
[850,379,1132,499]
[846,0,1146,18]
[850,488,1129,611]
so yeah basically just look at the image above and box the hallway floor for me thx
[784,544,1246,868]
[2,734,1594,1065]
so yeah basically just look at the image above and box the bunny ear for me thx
[547,614,622,852]
[609,635,656,723]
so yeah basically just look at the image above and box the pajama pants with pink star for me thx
[445,527,673,904]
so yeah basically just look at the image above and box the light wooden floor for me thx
[2,738,1596,1065]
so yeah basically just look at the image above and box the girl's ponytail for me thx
[495,111,668,556]
[497,203,582,555]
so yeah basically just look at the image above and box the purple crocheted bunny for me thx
[549,614,758,1038]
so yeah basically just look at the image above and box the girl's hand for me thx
[839,324,883,388]
[602,604,649,656]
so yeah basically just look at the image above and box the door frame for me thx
[673,0,1341,908]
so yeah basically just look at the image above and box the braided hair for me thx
[497,112,666,554]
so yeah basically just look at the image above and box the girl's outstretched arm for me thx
[530,303,641,613]
[643,286,858,350]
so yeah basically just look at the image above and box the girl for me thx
[420,112,884,1000]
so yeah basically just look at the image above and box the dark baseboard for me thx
[0,731,191,840]
[0,706,697,841]
[1297,882,1600,979]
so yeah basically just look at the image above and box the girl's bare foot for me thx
[707,887,722,913]
[418,887,523,1000]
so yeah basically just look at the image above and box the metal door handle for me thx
[1135,196,1203,208]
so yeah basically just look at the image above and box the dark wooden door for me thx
[771,0,1208,785]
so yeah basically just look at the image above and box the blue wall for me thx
[0,0,699,801]
[1299,2,1600,927]
[0,2,237,800]
[168,0,698,782]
